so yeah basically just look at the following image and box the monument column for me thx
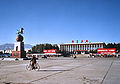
[12,28,26,58]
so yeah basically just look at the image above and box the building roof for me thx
[59,42,105,45]
[73,50,87,51]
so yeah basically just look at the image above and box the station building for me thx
[58,42,105,54]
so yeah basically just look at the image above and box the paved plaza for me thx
[0,57,120,84]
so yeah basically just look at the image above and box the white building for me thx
[0,49,13,54]
[58,42,105,54]
[0,50,4,53]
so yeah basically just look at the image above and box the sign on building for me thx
[97,48,116,55]
[43,49,56,54]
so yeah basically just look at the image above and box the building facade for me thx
[58,42,105,54]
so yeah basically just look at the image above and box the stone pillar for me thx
[79,45,80,50]
[99,44,101,48]
[66,45,68,51]
[66,45,67,51]
[72,45,73,52]
[94,44,95,50]
[91,44,92,50]
[88,44,90,50]
[101,44,103,48]
[84,45,85,50]
[86,45,87,50]
[68,45,69,52]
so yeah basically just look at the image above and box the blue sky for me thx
[0,0,120,45]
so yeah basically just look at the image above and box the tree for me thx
[27,50,32,54]
[104,43,120,53]
[31,44,59,53]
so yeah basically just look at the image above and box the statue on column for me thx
[12,27,26,58]
[17,28,24,34]
[16,28,24,42]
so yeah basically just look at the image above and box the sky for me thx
[0,0,120,45]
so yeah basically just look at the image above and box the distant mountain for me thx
[24,44,33,49]
[0,43,33,50]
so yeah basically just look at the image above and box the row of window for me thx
[60,44,103,51]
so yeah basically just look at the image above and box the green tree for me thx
[104,43,120,53]
[31,44,59,53]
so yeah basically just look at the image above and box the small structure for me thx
[12,28,26,58]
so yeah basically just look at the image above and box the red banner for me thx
[43,49,56,53]
[97,48,116,55]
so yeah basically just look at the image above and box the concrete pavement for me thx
[0,57,120,84]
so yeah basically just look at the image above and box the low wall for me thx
[75,54,89,58]
[0,58,24,61]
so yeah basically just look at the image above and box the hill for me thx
[0,43,33,50]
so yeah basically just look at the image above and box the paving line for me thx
[100,59,114,84]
